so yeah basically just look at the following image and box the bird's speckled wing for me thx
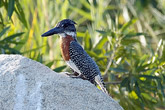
[69,41,101,83]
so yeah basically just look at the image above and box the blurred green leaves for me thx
[120,18,137,33]
[0,26,24,54]
[53,65,67,72]
[8,0,14,19]
[0,26,10,37]
[15,0,28,28]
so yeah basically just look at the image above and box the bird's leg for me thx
[65,68,78,76]
[70,74,88,80]
[67,68,88,80]
[65,72,75,77]
[70,74,83,78]
[70,68,79,76]
[73,71,79,76]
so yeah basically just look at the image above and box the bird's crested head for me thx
[42,19,77,38]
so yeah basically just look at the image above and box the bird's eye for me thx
[63,24,68,28]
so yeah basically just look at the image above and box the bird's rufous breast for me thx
[60,35,74,61]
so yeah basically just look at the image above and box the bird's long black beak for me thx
[41,27,64,37]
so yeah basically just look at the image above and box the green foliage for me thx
[0,0,165,109]
[8,0,14,19]
[53,65,67,72]
[0,26,24,54]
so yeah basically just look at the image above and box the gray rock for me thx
[0,55,123,110]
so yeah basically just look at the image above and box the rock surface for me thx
[0,55,123,110]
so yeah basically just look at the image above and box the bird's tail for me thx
[94,75,109,95]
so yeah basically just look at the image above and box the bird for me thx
[42,19,108,94]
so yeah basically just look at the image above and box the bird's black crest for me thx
[56,19,76,27]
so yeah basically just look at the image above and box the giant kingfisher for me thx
[42,19,108,94]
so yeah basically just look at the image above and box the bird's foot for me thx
[65,70,88,80]
[65,72,76,77]
[70,75,81,78]
[71,74,88,80]
[69,68,79,76]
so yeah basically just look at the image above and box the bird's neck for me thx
[60,35,75,61]
[59,32,77,41]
